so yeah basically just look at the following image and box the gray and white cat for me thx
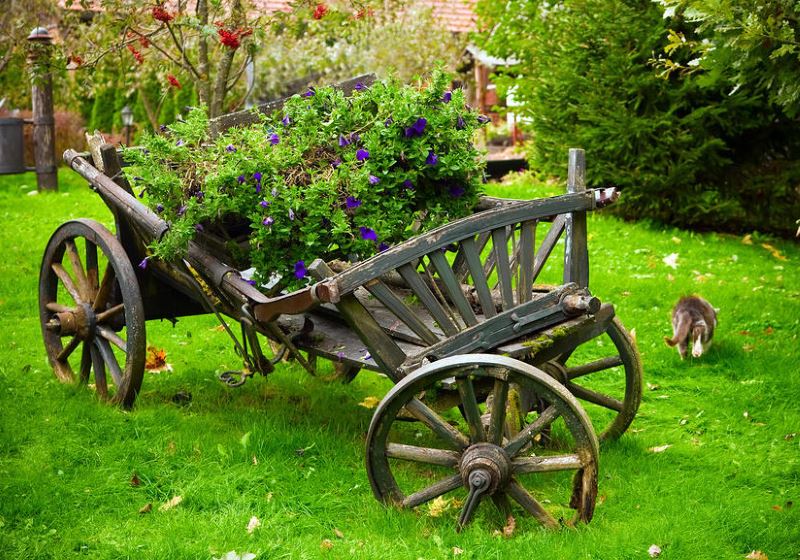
[664,295,717,359]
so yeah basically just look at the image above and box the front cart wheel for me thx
[39,219,145,408]
[366,354,599,531]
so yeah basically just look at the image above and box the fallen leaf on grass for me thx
[760,243,787,261]
[745,551,768,560]
[785,433,796,441]
[214,552,256,560]
[671,236,681,244]
[649,444,671,453]
[772,505,782,511]
[138,503,152,514]
[428,496,456,517]
[246,516,260,534]
[333,528,344,539]
[320,539,333,551]
[647,383,660,391]
[648,544,662,557]
[158,495,183,512]
[502,515,516,537]
[453,547,464,555]
[662,253,679,269]
[358,396,380,409]
[145,346,173,373]
[130,473,140,487]
[742,234,753,245]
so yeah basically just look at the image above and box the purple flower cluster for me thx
[404,117,427,138]
[346,196,362,209]
[294,260,307,279]
[442,91,452,103]
[356,149,370,162]
[425,150,438,166]
[359,227,377,241]
[270,133,280,145]
[368,175,380,185]
[226,144,236,153]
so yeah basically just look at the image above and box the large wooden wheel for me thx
[538,317,643,441]
[39,219,145,408]
[366,354,599,531]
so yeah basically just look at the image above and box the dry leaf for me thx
[145,346,173,373]
[252,455,258,465]
[761,243,787,261]
[785,433,796,441]
[333,528,344,539]
[428,496,455,517]
[771,505,782,511]
[246,516,260,534]
[130,473,141,487]
[358,396,380,409]
[648,544,662,557]
[453,547,464,555]
[745,551,768,560]
[649,444,671,453]
[320,539,333,551]
[158,495,183,512]
[647,383,660,391]
[662,253,679,269]
[502,515,516,538]
[742,234,753,245]
[138,502,152,514]
[671,236,681,244]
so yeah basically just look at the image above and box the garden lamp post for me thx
[121,105,134,146]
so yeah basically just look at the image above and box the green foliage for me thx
[476,0,800,236]
[126,72,486,290]
[89,86,117,133]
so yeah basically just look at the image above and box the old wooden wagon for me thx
[40,81,642,531]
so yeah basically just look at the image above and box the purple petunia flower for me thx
[350,133,361,144]
[356,148,370,161]
[336,351,345,361]
[359,227,377,241]
[456,115,466,130]
[259,200,269,208]
[138,257,149,269]
[226,144,236,153]
[354,81,367,91]
[331,158,342,168]
[304,88,315,97]
[282,115,291,126]
[346,196,362,209]
[404,117,427,138]
[253,172,262,182]
[270,133,280,145]
[426,150,438,166]
[255,183,261,194]
[155,203,164,213]
[288,208,295,221]
[271,188,278,197]
[159,124,167,132]
[477,114,491,124]
[338,134,350,147]
[368,175,380,185]
[449,185,466,198]
[262,216,274,227]
[378,242,390,252]
[403,179,415,190]
[442,91,452,103]
[246,279,257,286]
[177,205,187,216]
[294,260,307,279]
[384,117,393,127]
[237,174,246,184]
[195,223,204,232]
[176,139,184,147]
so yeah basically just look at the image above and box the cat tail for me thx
[664,314,690,347]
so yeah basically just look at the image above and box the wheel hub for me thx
[459,443,511,495]
[46,303,96,341]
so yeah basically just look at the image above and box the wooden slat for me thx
[365,281,440,345]
[461,237,496,318]
[492,227,514,310]
[518,220,536,303]
[397,263,459,337]
[428,250,478,327]
[564,148,589,287]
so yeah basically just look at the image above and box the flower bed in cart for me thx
[125,71,488,291]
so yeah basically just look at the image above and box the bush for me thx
[476,0,800,236]
[125,72,487,290]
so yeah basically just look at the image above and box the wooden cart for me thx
[40,90,642,530]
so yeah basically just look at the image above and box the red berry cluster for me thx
[215,24,252,49]
[152,5,174,23]
[126,44,144,64]
[167,74,181,89]
[313,3,328,19]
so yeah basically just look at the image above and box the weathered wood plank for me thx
[518,220,536,304]
[428,250,478,327]
[386,443,460,467]
[461,237,496,318]
[492,227,514,310]
[397,263,459,337]
[564,148,589,287]
[365,280,440,345]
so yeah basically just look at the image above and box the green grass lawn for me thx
[1,169,798,559]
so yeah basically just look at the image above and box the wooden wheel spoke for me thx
[64,239,91,301]
[52,263,83,304]
[45,301,71,313]
[97,325,127,353]
[491,491,512,517]
[402,473,463,509]
[506,479,558,529]
[57,336,81,362]
[84,239,99,296]
[385,443,460,468]
[405,398,470,451]
[504,405,560,457]
[457,375,485,442]
[95,338,123,387]
[487,379,509,445]
[568,383,623,412]
[90,344,108,398]
[93,263,115,312]
[95,303,124,324]
[512,454,583,474]
[79,343,91,383]
[567,356,623,380]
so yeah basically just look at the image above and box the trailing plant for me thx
[125,72,487,291]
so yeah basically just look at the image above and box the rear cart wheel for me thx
[366,354,599,531]
[39,219,145,408]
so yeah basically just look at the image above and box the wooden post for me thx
[27,27,57,192]
[564,148,589,287]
